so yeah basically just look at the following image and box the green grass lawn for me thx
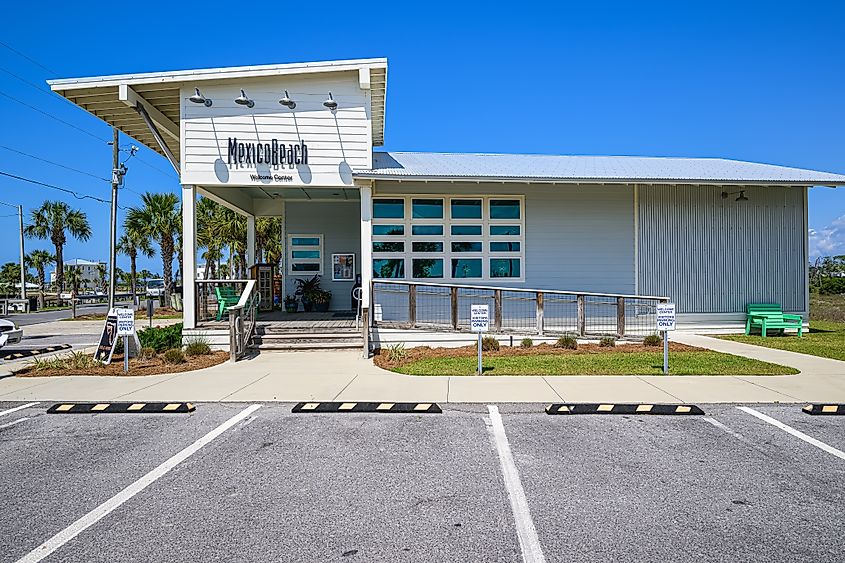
[720,321,845,362]
[393,351,797,376]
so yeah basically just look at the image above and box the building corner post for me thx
[360,182,373,357]
[246,215,256,271]
[182,184,197,330]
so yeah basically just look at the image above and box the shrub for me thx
[520,338,533,348]
[139,323,183,353]
[819,277,845,295]
[30,351,100,371]
[555,334,578,350]
[386,343,407,362]
[480,336,500,351]
[599,337,616,347]
[139,347,157,360]
[162,348,186,365]
[643,334,662,347]
[184,337,211,357]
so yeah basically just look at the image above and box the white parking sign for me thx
[656,303,676,331]
[116,308,135,336]
[470,304,489,333]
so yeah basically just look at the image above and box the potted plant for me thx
[284,295,298,313]
[294,275,322,312]
[311,289,332,313]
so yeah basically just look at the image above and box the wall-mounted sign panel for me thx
[180,72,372,188]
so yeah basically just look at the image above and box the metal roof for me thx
[357,152,845,186]
[47,58,388,160]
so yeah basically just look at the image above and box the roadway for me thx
[0,403,842,562]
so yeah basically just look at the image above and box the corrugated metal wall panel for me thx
[638,185,806,314]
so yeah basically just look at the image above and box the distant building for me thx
[50,259,105,290]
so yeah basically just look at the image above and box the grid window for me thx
[288,234,323,275]
[412,199,444,219]
[451,199,482,219]
[490,242,520,252]
[412,225,444,236]
[451,225,482,236]
[373,198,405,219]
[413,258,444,278]
[489,199,521,219]
[412,241,444,253]
[490,225,520,236]
[452,259,482,278]
[373,241,404,253]
[490,258,521,278]
[373,224,404,236]
[452,241,482,253]
[373,259,404,278]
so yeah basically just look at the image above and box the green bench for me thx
[745,303,803,337]
[214,286,241,321]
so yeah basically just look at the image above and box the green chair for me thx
[745,303,803,337]
[214,286,241,321]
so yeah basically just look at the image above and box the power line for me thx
[0,144,111,183]
[0,41,58,75]
[0,170,129,209]
[0,89,110,143]
[0,65,55,97]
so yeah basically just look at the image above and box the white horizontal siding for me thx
[180,71,371,187]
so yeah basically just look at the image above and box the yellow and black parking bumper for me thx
[47,402,196,414]
[546,403,704,415]
[802,404,845,416]
[292,402,441,414]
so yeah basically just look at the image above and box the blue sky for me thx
[1,0,843,276]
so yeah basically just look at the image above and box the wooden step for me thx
[252,340,363,351]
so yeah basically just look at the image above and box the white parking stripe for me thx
[702,416,754,446]
[0,417,30,430]
[0,402,39,417]
[487,405,546,563]
[737,406,845,461]
[15,403,262,563]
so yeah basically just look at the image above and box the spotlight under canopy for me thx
[235,89,255,108]
[279,90,296,109]
[323,92,338,110]
[188,87,212,107]
[721,190,749,202]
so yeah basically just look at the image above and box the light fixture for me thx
[279,90,296,109]
[188,87,212,107]
[234,89,255,108]
[323,92,338,110]
[722,190,749,202]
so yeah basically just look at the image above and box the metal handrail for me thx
[372,278,669,302]
[227,279,258,362]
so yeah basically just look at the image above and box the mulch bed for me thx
[67,308,183,321]
[373,341,702,370]
[16,351,228,377]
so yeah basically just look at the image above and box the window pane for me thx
[451,259,482,278]
[490,225,521,236]
[412,241,443,253]
[413,259,443,278]
[373,224,404,236]
[451,225,482,236]
[451,199,482,219]
[373,241,404,253]
[373,259,404,279]
[451,241,482,253]
[412,225,443,236]
[490,242,521,252]
[412,198,443,219]
[373,198,404,219]
[490,259,521,278]
[489,199,520,219]
[291,237,320,246]
[292,250,320,259]
[292,263,320,272]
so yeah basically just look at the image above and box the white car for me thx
[146,279,165,298]
[0,319,23,348]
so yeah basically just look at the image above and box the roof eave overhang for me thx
[353,174,845,187]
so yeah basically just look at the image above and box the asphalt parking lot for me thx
[1,402,843,562]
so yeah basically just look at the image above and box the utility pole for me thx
[108,127,119,311]
[18,205,25,302]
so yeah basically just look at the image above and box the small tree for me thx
[25,250,55,309]
[64,265,84,319]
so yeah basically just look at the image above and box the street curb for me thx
[802,404,845,415]
[292,402,442,414]
[47,402,196,414]
[545,403,705,415]
[1,344,72,361]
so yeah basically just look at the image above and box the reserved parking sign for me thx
[471,304,489,333]
[656,303,676,331]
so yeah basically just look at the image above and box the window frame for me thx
[288,233,323,276]
[370,195,525,282]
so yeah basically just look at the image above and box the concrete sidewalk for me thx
[1,333,843,404]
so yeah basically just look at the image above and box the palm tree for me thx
[96,263,107,292]
[197,197,224,281]
[118,229,154,306]
[125,192,181,307]
[212,207,246,278]
[256,217,283,266]
[25,249,55,309]
[139,269,153,287]
[24,201,92,292]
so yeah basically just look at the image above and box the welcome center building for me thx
[48,57,845,349]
